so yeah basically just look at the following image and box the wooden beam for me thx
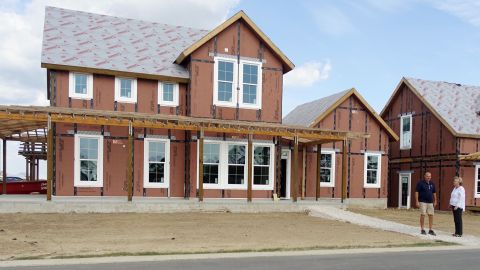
[301,145,306,200]
[2,139,6,195]
[247,134,253,202]
[316,144,321,201]
[341,139,348,203]
[46,118,53,201]
[127,122,133,202]
[198,130,204,202]
[292,136,298,202]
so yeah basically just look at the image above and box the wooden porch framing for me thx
[0,105,369,202]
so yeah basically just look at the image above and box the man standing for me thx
[415,172,437,236]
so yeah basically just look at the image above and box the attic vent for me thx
[455,83,462,87]
[477,111,480,116]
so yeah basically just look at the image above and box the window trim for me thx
[475,165,480,198]
[252,143,275,190]
[319,150,336,188]
[197,140,274,190]
[69,72,93,99]
[74,134,103,188]
[213,57,238,107]
[400,114,412,150]
[143,138,170,189]
[158,81,179,107]
[239,59,262,109]
[364,152,382,188]
[114,77,137,103]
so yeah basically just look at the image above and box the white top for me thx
[449,186,466,211]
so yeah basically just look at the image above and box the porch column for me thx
[46,117,53,201]
[198,129,204,202]
[2,139,6,195]
[316,144,322,201]
[127,121,133,202]
[247,134,253,202]
[301,146,306,199]
[292,136,298,202]
[341,139,348,203]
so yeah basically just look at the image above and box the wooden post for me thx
[46,117,53,201]
[292,136,298,202]
[2,139,6,195]
[316,144,322,201]
[127,121,133,202]
[301,146,306,200]
[341,139,348,203]
[198,129,204,202]
[247,134,253,202]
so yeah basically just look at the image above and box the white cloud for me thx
[0,0,239,178]
[284,61,332,88]
[432,0,480,27]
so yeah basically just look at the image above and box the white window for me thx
[74,134,103,187]
[364,153,381,188]
[400,114,412,150]
[320,150,335,187]
[475,165,480,198]
[115,77,137,103]
[143,138,170,188]
[213,57,237,107]
[240,60,262,109]
[158,82,179,106]
[69,72,93,99]
[197,140,274,190]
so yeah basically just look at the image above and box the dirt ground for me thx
[351,208,480,237]
[0,212,439,260]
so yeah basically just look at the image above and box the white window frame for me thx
[319,150,336,188]
[158,81,179,107]
[114,77,137,103]
[475,165,480,198]
[364,152,382,188]
[239,59,262,109]
[74,134,103,188]
[213,57,237,107]
[69,72,93,99]
[252,143,275,190]
[197,140,274,191]
[400,114,412,150]
[143,138,170,189]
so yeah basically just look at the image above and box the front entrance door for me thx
[280,149,291,199]
[398,173,411,209]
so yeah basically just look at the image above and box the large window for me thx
[228,145,246,185]
[203,143,220,184]
[158,82,179,106]
[69,72,93,99]
[115,77,137,103]
[198,141,274,190]
[143,138,170,188]
[214,58,236,106]
[364,153,381,188]
[400,114,412,150]
[319,151,335,187]
[74,134,103,187]
[240,60,262,109]
[476,165,480,198]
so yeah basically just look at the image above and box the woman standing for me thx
[449,176,465,237]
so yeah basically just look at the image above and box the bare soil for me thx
[350,208,480,237]
[0,212,440,260]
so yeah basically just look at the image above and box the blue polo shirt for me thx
[416,180,436,203]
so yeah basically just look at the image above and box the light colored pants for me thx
[419,202,434,215]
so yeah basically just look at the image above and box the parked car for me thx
[0,176,46,194]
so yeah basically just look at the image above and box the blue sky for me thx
[229,0,480,113]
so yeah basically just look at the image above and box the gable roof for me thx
[283,88,398,140]
[381,77,480,139]
[41,6,208,81]
[175,11,295,73]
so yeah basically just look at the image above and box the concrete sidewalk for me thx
[307,206,480,246]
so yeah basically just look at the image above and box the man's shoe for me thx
[428,230,436,236]
[421,229,427,235]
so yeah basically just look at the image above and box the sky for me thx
[0,0,479,178]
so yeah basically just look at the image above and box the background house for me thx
[381,77,480,210]
[283,89,398,207]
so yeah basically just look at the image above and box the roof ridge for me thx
[405,77,480,89]
[45,5,209,32]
